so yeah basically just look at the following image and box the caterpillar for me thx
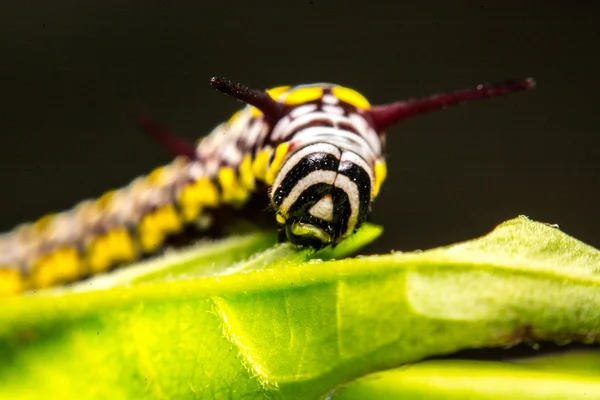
[0,77,535,295]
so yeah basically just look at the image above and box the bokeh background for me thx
[0,1,597,254]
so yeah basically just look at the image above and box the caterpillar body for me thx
[0,77,535,295]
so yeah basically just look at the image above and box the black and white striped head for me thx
[211,77,535,247]
[270,143,374,247]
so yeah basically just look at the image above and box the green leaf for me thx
[2,216,600,399]
[334,354,600,399]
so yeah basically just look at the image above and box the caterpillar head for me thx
[269,145,376,248]
[210,77,535,248]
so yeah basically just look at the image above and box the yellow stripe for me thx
[372,160,387,198]
[252,148,273,182]
[178,177,220,222]
[159,205,183,235]
[266,85,291,100]
[138,212,163,253]
[30,247,83,289]
[282,87,323,106]
[108,228,137,264]
[250,107,263,118]
[265,143,289,185]
[87,234,114,274]
[87,228,138,274]
[218,167,249,204]
[137,205,184,253]
[147,165,167,184]
[239,154,255,190]
[332,86,371,109]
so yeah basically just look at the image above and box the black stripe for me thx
[338,160,372,227]
[272,152,339,207]
[286,183,352,241]
[330,187,352,239]
[287,183,332,221]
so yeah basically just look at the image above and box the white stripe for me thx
[44,212,79,245]
[229,108,252,132]
[290,126,377,162]
[309,195,334,221]
[204,158,220,177]
[340,151,374,188]
[271,143,341,195]
[196,123,226,158]
[270,116,292,141]
[321,105,345,115]
[349,113,381,152]
[321,94,339,105]
[279,170,337,215]
[256,117,272,146]
[243,119,266,149]
[290,104,318,119]
[220,142,242,165]
[271,111,339,141]
[333,173,360,236]
[272,111,381,156]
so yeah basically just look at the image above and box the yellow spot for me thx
[332,86,371,109]
[250,106,263,117]
[108,228,137,264]
[138,214,163,253]
[97,190,116,208]
[137,205,183,253]
[266,85,291,100]
[179,201,200,223]
[218,167,237,197]
[276,214,286,224]
[31,247,82,289]
[178,178,219,222]
[0,268,25,296]
[218,167,249,204]
[87,228,138,274]
[265,143,289,185]
[180,201,201,223]
[87,234,113,274]
[252,148,273,182]
[372,161,387,198]
[159,205,183,235]
[239,154,255,190]
[147,165,167,184]
[282,87,323,106]
[34,213,55,231]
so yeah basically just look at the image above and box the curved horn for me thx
[210,77,287,126]
[367,78,535,132]
[138,118,197,159]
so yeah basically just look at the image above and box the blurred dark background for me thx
[0,1,598,254]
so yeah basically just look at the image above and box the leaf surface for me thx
[2,217,600,399]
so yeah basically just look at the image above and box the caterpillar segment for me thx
[0,77,535,295]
